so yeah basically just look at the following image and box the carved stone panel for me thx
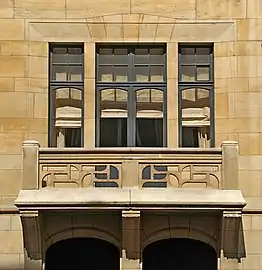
[40,163,121,188]
[140,163,221,188]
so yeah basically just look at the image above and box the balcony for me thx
[15,140,245,212]
[15,141,246,264]
[21,141,238,190]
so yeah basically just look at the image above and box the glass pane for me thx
[68,47,82,55]
[136,119,163,147]
[64,128,81,147]
[114,48,128,65]
[99,48,114,65]
[55,88,82,115]
[54,127,82,148]
[68,66,82,81]
[182,127,199,147]
[196,66,210,81]
[99,66,113,82]
[180,47,195,64]
[52,66,67,81]
[136,89,163,118]
[53,88,82,148]
[182,126,210,148]
[115,66,128,82]
[181,88,210,125]
[67,54,82,63]
[53,47,67,54]
[100,118,127,147]
[52,54,67,64]
[150,48,164,64]
[181,65,195,82]
[100,89,127,118]
[134,48,149,64]
[135,66,149,82]
[70,88,82,101]
[195,47,211,63]
[150,66,164,82]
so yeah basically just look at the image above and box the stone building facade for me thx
[0,0,261,269]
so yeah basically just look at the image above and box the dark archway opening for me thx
[45,237,120,270]
[143,238,217,270]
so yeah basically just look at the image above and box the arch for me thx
[45,227,121,252]
[45,237,120,270]
[142,238,217,270]
[142,227,217,252]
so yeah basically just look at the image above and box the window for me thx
[96,45,167,147]
[178,45,214,147]
[49,44,84,147]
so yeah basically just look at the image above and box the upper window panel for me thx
[179,46,213,83]
[50,45,84,82]
[97,46,166,83]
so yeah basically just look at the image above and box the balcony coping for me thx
[15,188,246,211]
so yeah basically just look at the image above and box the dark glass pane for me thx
[134,48,149,64]
[52,65,67,81]
[68,47,82,54]
[53,47,67,54]
[67,55,83,64]
[115,66,128,82]
[150,48,164,64]
[64,128,81,147]
[135,66,149,82]
[150,66,164,82]
[180,65,195,82]
[195,47,211,63]
[68,66,82,81]
[98,66,114,81]
[100,118,127,147]
[196,66,210,81]
[136,119,163,147]
[52,54,67,64]
[180,47,195,64]
[114,48,128,64]
[98,48,114,65]
[182,127,199,147]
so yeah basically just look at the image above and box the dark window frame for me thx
[48,43,85,147]
[96,44,167,147]
[178,44,215,147]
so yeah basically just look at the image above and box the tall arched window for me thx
[96,45,167,147]
[49,44,84,147]
[178,45,214,147]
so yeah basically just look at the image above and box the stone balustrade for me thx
[22,141,239,190]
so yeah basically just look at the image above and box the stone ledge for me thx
[14,188,246,211]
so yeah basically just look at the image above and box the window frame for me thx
[48,43,85,147]
[178,44,215,147]
[95,44,167,147]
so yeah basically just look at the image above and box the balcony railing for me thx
[22,141,239,190]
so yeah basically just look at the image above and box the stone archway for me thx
[45,237,120,270]
[142,238,217,270]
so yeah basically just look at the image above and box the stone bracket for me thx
[222,210,245,261]
[20,210,43,261]
[122,210,140,260]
